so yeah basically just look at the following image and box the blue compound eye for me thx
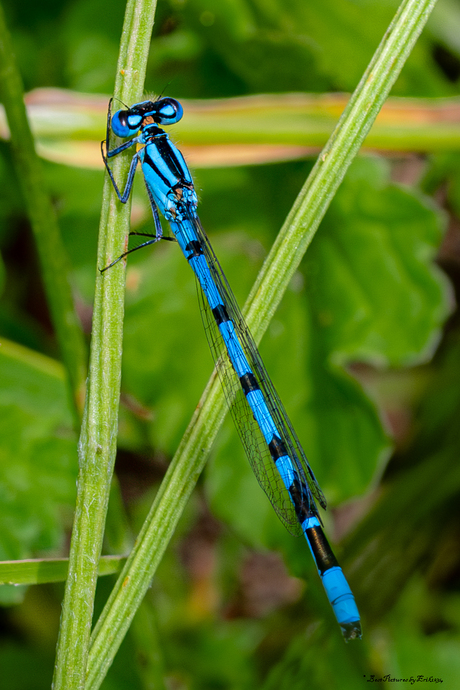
[111,109,143,137]
[155,98,183,125]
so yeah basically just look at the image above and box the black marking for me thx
[145,131,192,188]
[289,477,313,524]
[240,372,260,396]
[185,240,204,261]
[142,134,193,196]
[269,435,288,462]
[212,303,230,326]
[142,124,164,138]
[143,147,172,191]
[165,141,187,179]
[305,523,339,574]
[267,437,321,526]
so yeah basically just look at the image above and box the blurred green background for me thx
[1,0,460,688]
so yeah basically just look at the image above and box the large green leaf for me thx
[309,158,450,366]
[168,0,452,97]
[0,340,77,565]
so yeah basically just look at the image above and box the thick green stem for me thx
[52,0,158,688]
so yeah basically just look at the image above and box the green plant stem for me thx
[0,2,87,423]
[175,94,460,151]
[52,0,158,688]
[0,555,126,586]
[5,92,460,164]
[85,0,438,687]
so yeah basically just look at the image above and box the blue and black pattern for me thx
[102,96,361,641]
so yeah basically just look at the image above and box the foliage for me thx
[0,0,459,688]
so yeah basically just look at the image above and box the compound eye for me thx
[111,109,142,137]
[156,98,183,125]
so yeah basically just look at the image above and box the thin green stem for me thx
[85,0,438,686]
[0,2,87,423]
[52,0,158,688]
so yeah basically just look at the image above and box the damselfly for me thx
[101,96,362,641]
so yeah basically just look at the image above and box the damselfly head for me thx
[151,97,184,126]
[111,97,183,138]
[111,109,143,137]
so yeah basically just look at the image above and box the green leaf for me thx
[293,0,450,96]
[309,157,451,367]
[0,340,76,562]
[263,623,366,690]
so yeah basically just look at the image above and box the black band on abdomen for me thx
[240,372,259,396]
[269,435,288,461]
[185,240,203,260]
[212,303,230,326]
[305,523,339,574]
